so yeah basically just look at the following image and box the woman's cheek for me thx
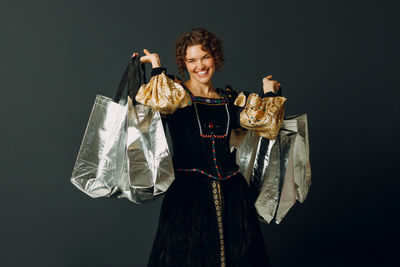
[187,63,194,72]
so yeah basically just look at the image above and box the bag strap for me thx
[258,86,283,97]
[113,56,146,103]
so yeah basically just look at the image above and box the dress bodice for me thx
[166,98,240,179]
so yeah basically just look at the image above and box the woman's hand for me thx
[262,75,281,94]
[131,49,161,68]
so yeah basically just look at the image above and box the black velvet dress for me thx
[146,70,272,267]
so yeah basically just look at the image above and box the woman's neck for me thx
[184,79,219,98]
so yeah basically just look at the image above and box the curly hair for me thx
[175,28,224,78]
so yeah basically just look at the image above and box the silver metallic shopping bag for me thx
[71,57,175,203]
[235,114,311,224]
[70,95,128,198]
[116,97,174,203]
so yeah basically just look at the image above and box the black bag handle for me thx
[258,86,283,97]
[113,56,146,103]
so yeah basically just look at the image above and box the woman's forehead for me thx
[185,45,209,59]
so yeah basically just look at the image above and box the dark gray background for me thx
[1,0,399,266]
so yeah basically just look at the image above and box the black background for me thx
[1,0,399,266]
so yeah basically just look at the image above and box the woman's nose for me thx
[196,61,205,69]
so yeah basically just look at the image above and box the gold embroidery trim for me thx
[212,181,226,267]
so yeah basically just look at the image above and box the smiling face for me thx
[185,44,215,85]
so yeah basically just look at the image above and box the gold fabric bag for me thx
[235,92,286,140]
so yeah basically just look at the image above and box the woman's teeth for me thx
[197,70,208,76]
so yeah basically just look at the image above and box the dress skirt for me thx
[147,172,271,267]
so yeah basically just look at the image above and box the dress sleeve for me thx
[233,90,287,140]
[135,68,191,114]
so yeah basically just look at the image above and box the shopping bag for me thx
[235,114,311,224]
[70,56,137,198]
[70,93,129,198]
[71,57,174,202]
[116,97,174,203]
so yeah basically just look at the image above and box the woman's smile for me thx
[196,69,209,78]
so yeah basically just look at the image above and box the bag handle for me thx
[258,86,283,97]
[113,56,146,103]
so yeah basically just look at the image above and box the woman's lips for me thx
[196,69,209,78]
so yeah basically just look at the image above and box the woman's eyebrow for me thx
[187,54,209,61]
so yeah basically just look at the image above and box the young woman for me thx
[134,28,286,267]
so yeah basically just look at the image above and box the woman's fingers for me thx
[140,55,152,63]
[131,49,161,68]
[262,75,281,93]
[139,55,145,63]
[263,75,273,82]
[131,50,157,66]
[264,75,280,85]
[138,49,151,63]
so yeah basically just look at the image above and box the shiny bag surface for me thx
[70,95,128,198]
[71,57,175,203]
[117,97,174,203]
[235,114,311,224]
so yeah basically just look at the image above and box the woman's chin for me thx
[197,72,215,82]
[198,76,211,83]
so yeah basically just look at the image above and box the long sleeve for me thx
[135,68,191,114]
[233,91,286,140]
